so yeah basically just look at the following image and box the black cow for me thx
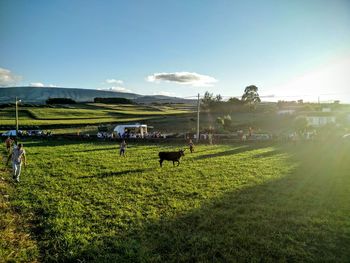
[158,149,185,167]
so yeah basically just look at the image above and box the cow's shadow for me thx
[194,145,261,160]
[78,168,153,179]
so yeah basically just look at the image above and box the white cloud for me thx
[100,78,131,93]
[0,67,21,86]
[98,86,132,93]
[147,72,217,87]
[29,82,58,87]
[29,82,45,87]
[110,86,132,92]
[153,91,176,96]
[106,79,123,85]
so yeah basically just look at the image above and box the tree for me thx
[94,97,133,104]
[201,91,214,111]
[241,85,261,109]
[227,97,242,105]
[215,94,222,102]
[46,98,76,104]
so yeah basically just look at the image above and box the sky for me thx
[1,0,350,102]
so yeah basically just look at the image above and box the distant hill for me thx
[134,95,192,104]
[0,86,195,104]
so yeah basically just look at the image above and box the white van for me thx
[1,130,19,137]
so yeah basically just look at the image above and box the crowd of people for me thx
[96,131,166,140]
[16,130,52,137]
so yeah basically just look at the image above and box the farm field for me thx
[0,102,292,136]
[1,139,350,262]
[5,101,342,138]
[0,103,193,129]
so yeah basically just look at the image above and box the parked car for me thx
[27,130,43,136]
[1,130,19,137]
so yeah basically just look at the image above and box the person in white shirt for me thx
[6,143,27,182]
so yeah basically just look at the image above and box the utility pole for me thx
[15,97,21,139]
[196,93,200,143]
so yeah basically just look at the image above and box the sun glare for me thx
[270,55,350,102]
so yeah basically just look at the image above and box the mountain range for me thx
[0,86,194,104]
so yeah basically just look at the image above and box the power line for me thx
[179,91,350,100]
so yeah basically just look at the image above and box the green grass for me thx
[0,104,192,129]
[0,116,158,126]
[0,160,39,262]
[28,108,112,119]
[1,139,349,262]
[88,103,192,115]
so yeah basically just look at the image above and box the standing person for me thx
[120,140,127,157]
[5,137,13,152]
[6,143,27,183]
[208,133,213,145]
[292,132,298,145]
[188,139,195,153]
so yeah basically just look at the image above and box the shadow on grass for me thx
[26,143,350,262]
[78,168,152,179]
[22,139,89,148]
[71,147,116,153]
[251,149,282,159]
[71,144,350,262]
[194,145,263,160]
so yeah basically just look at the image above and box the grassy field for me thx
[1,103,326,136]
[0,103,193,128]
[1,139,349,262]
[0,103,294,135]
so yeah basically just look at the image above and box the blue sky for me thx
[1,0,350,102]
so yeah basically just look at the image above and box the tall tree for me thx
[241,85,261,109]
[201,91,214,111]
[215,94,223,102]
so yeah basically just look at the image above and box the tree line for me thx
[201,85,261,112]
[45,97,133,104]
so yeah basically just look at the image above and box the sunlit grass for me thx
[0,163,39,262]
[1,140,349,262]
[0,116,158,126]
[0,104,192,128]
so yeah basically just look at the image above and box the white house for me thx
[306,113,336,127]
